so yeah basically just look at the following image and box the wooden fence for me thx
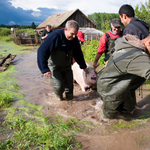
[11,32,41,46]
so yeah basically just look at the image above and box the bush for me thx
[81,40,105,66]
[0,36,13,42]
[0,28,11,36]
[15,28,35,35]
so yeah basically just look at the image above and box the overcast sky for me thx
[0,0,147,26]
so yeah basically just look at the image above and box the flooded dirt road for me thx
[14,50,150,150]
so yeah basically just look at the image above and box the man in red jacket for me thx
[93,18,122,68]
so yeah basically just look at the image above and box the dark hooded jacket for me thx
[123,18,149,40]
[37,29,87,74]
[97,34,150,118]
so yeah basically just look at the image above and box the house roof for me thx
[80,27,104,35]
[36,9,96,29]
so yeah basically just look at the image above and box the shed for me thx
[36,9,96,34]
[79,27,104,41]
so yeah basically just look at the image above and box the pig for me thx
[72,62,97,92]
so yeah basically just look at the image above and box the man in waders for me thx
[93,18,122,68]
[97,34,150,120]
[37,20,87,100]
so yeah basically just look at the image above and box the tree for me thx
[31,22,36,29]
[102,20,111,33]
[88,13,119,30]
[134,0,150,25]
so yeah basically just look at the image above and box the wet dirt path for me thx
[14,50,150,150]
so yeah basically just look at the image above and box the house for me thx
[36,9,96,35]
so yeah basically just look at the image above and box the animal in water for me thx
[72,62,97,92]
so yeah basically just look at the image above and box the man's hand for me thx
[83,68,87,72]
[104,61,108,68]
[93,53,101,68]
[93,62,100,68]
[42,34,48,40]
[45,34,48,38]
[43,71,51,78]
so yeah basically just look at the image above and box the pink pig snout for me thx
[92,74,97,78]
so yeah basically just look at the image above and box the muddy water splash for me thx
[14,52,103,123]
[13,50,150,150]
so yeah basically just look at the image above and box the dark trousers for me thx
[50,65,73,100]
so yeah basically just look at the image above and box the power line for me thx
[3,13,9,25]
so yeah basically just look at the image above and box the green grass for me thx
[0,65,24,109]
[0,42,85,149]
[113,122,135,129]
[1,112,82,150]
[0,64,83,149]
[0,41,39,56]
[0,36,13,42]
[135,135,150,147]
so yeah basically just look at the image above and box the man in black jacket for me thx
[37,20,87,100]
[119,4,149,39]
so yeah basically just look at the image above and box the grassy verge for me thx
[0,63,84,150]
[0,41,39,57]
[0,43,86,149]
[0,65,23,109]
[1,109,83,149]
[0,36,13,42]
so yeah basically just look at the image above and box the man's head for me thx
[119,4,134,26]
[45,25,51,32]
[111,18,121,34]
[142,35,150,55]
[65,20,79,40]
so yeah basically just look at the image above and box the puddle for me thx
[4,43,150,149]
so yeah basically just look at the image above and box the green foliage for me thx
[0,22,37,29]
[31,22,36,29]
[2,108,83,150]
[81,40,105,66]
[88,12,120,30]
[0,36,13,42]
[0,65,24,109]
[102,20,111,33]
[15,28,35,35]
[134,0,150,25]
[0,28,10,36]
[0,90,14,108]
[145,80,150,87]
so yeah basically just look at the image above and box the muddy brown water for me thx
[12,49,150,150]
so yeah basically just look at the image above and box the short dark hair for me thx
[119,4,135,17]
[46,25,51,28]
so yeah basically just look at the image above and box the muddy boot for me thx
[55,94,65,101]
[100,109,110,122]
[100,109,129,122]
[66,93,73,100]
